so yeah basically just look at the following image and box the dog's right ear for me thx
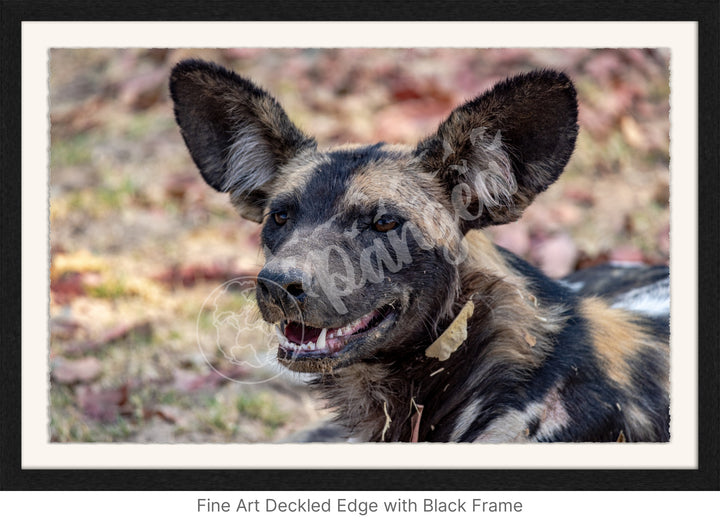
[170,60,316,222]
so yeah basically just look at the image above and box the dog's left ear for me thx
[415,70,578,231]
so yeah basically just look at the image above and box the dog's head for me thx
[170,60,578,373]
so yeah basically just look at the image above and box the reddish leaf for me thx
[489,223,531,258]
[49,317,85,341]
[52,357,102,385]
[50,96,104,136]
[173,365,249,393]
[153,262,257,288]
[576,252,611,270]
[657,224,670,257]
[145,405,181,424]
[374,99,456,142]
[578,104,614,139]
[50,272,87,304]
[531,233,579,279]
[164,172,207,203]
[551,203,583,227]
[118,68,169,110]
[63,321,153,356]
[563,186,595,207]
[609,246,645,264]
[583,50,625,83]
[410,403,424,443]
[76,384,129,422]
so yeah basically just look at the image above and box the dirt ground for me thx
[48,48,670,443]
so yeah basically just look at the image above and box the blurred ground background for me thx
[49,48,670,443]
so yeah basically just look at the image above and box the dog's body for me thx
[171,60,670,442]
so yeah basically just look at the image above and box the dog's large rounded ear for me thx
[415,70,578,232]
[170,60,316,222]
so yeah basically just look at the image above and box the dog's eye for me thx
[373,217,398,233]
[273,211,289,226]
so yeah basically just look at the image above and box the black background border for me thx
[1,0,718,491]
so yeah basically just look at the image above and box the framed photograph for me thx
[2,0,717,504]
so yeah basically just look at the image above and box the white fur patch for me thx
[468,131,517,210]
[473,406,538,443]
[611,277,670,317]
[473,385,570,442]
[224,123,276,195]
[449,398,485,441]
[558,279,585,292]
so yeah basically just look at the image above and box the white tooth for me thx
[317,328,327,349]
[307,341,316,350]
[336,328,343,336]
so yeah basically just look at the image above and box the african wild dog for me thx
[170,59,670,442]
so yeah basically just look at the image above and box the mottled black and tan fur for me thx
[170,60,670,442]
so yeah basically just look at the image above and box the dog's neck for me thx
[312,250,567,442]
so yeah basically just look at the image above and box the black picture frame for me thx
[1,0,718,492]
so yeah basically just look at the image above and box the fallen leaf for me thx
[583,50,625,81]
[63,321,153,356]
[153,262,258,288]
[620,115,649,151]
[51,249,107,282]
[524,332,537,347]
[578,104,614,138]
[52,357,102,384]
[489,222,530,257]
[118,68,169,110]
[657,223,670,256]
[410,402,424,443]
[50,272,88,304]
[50,96,104,136]
[148,405,182,424]
[374,99,455,142]
[551,202,583,227]
[425,300,474,361]
[49,317,85,342]
[172,364,249,392]
[76,384,129,422]
[609,246,644,264]
[164,172,206,203]
[531,232,579,279]
[654,182,670,206]
[563,186,595,206]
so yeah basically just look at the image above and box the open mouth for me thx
[276,304,397,362]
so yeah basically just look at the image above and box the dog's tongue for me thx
[283,309,382,346]
[285,322,322,345]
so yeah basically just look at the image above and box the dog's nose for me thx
[257,267,307,309]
